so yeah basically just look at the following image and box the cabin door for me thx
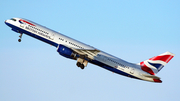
[130,68,134,74]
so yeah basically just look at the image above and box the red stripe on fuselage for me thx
[20,19,35,26]
[140,62,155,75]
[149,55,174,63]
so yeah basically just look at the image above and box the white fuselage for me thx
[5,18,156,82]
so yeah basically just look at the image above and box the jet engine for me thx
[57,44,88,69]
[57,44,77,59]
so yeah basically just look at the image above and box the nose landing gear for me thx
[18,33,23,42]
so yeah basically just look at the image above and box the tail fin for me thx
[139,52,175,75]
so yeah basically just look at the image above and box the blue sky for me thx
[0,0,180,101]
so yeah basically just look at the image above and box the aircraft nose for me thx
[5,20,11,27]
[5,20,7,24]
[5,20,10,26]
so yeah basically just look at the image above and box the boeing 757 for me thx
[5,18,175,83]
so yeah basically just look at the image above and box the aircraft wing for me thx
[71,48,101,60]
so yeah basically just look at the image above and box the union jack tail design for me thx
[139,52,175,75]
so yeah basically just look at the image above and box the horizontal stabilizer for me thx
[142,74,161,79]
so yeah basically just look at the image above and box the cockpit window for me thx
[10,18,16,21]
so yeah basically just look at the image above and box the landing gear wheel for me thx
[80,64,85,69]
[76,62,81,67]
[18,33,23,42]
[76,62,85,69]
[18,39,21,42]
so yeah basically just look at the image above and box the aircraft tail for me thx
[139,52,175,75]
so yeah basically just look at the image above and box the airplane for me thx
[5,18,175,83]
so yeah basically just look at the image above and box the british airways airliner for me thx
[5,18,175,83]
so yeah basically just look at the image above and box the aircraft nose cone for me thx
[5,20,10,26]
[5,20,11,27]
[5,20,8,25]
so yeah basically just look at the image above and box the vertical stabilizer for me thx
[139,52,175,75]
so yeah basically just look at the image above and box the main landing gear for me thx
[76,62,85,69]
[18,33,23,42]
[76,58,88,69]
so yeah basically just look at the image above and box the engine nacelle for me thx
[57,45,77,59]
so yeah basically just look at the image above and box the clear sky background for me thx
[0,0,180,101]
